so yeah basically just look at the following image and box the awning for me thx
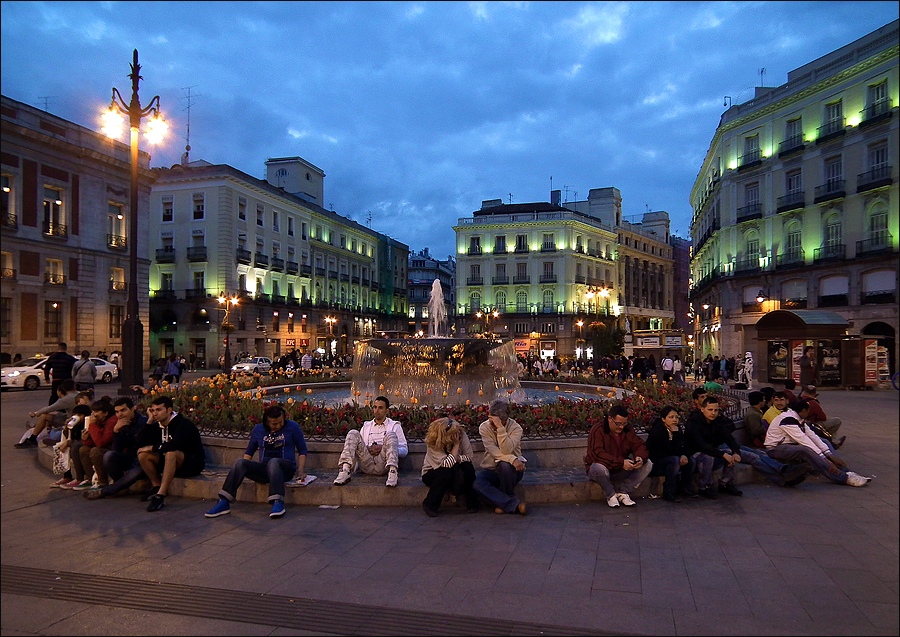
[756,310,849,328]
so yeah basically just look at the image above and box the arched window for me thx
[469,292,481,312]
[867,201,889,245]
[781,279,808,309]
[542,290,554,312]
[819,274,849,307]
[743,230,760,266]
[783,221,803,263]
[496,290,507,312]
[516,290,528,312]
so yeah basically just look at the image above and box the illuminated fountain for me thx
[350,279,524,406]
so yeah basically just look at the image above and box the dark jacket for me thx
[684,410,739,458]
[44,351,76,381]
[584,421,649,473]
[137,413,205,469]
[646,419,689,463]
[111,413,149,458]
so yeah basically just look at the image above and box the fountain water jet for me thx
[350,279,524,406]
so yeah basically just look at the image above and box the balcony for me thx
[775,249,805,269]
[734,257,761,274]
[492,245,506,254]
[467,246,482,255]
[42,222,67,238]
[351,275,360,284]
[816,118,846,144]
[857,165,892,193]
[814,179,845,204]
[735,203,762,223]
[776,191,805,213]
[513,275,530,284]
[106,234,127,250]
[861,290,896,305]
[539,274,558,283]
[184,288,208,300]
[574,274,586,284]
[236,248,251,264]
[859,99,893,129]
[2,268,16,279]
[315,266,326,276]
[782,297,808,310]
[778,135,805,157]
[361,276,369,285]
[466,276,483,286]
[1,211,16,228]
[737,149,762,171]
[44,272,65,285]
[271,257,285,271]
[285,261,299,274]
[492,276,509,285]
[271,294,286,305]
[574,245,585,254]
[513,245,530,254]
[300,264,312,276]
[155,247,175,263]
[186,246,208,262]
[818,293,848,308]
[254,252,269,267]
[540,243,557,252]
[255,292,271,303]
[856,233,894,257]
[741,301,763,313]
[340,273,349,282]
[327,270,338,280]
[109,280,127,292]
[153,289,177,300]
[813,243,846,263]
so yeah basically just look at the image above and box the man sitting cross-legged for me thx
[584,404,654,508]
[205,405,308,519]
[333,395,408,488]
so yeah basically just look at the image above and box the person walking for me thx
[43,342,76,406]
[72,350,97,392]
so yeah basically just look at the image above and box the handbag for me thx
[52,447,69,475]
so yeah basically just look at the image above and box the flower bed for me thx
[136,374,710,442]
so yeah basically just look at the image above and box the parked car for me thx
[1,356,119,390]
[231,356,272,374]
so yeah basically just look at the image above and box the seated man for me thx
[16,379,78,448]
[584,404,653,508]
[333,395,407,487]
[138,395,206,512]
[684,396,743,498]
[765,399,870,487]
[740,392,808,488]
[762,391,789,426]
[473,400,528,515]
[782,379,798,402]
[800,387,844,446]
[206,405,307,519]
[84,397,150,500]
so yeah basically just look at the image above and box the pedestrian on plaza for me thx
[474,400,528,515]
[188,351,196,372]
[205,405,308,519]
[138,395,206,512]
[646,405,696,502]
[72,350,97,392]
[584,404,653,508]
[799,346,817,390]
[420,417,479,517]
[332,395,407,487]
[684,395,743,499]
[16,379,78,448]
[43,342,76,406]
[765,400,870,487]
[83,397,150,500]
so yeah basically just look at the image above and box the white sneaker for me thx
[845,472,870,487]
[606,494,620,508]
[617,493,636,506]
[385,467,398,487]
[333,466,352,485]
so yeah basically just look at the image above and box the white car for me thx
[231,356,272,374]
[1,356,119,390]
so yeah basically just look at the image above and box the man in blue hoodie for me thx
[205,405,308,519]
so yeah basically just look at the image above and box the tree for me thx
[587,317,625,358]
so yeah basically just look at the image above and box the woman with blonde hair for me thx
[420,417,479,517]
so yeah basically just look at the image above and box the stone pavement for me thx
[1,383,897,636]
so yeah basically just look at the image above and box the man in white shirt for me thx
[660,355,674,382]
[333,395,408,487]
[765,399,870,487]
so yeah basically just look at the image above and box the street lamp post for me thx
[218,293,240,375]
[474,308,500,337]
[102,49,167,392]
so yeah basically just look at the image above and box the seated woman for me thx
[646,405,696,502]
[420,417,480,517]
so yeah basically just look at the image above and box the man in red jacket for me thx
[584,404,653,508]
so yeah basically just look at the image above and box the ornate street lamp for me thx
[218,293,240,374]
[101,49,167,392]
[474,308,500,337]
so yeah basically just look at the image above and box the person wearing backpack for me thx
[72,350,98,391]
[660,355,674,382]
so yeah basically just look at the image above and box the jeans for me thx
[649,455,695,497]
[474,462,524,513]
[99,464,148,497]
[219,457,296,503]
[739,445,788,485]
[694,445,736,489]
[587,460,653,499]
[338,429,399,476]
[422,462,478,512]
[766,444,848,483]
[103,450,137,482]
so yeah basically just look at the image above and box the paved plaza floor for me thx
[1,379,897,636]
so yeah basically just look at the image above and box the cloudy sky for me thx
[2,2,897,258]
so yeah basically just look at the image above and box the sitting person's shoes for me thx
[83,489,105,500]
[385,467,398,487]
[146,493,166,512]
[781,464,809,487]
[606,494,620,508]
[616,493,636,507]
[494,507,505,514]
[50,477,70,488]
[140,486,160,502]
[422,501,439,517]
[333,465,352,486]
[14,437,37,448]
[269,500,285,518]
[698,486,718,499]
[832,435,846,449]
[72,480,93,491]
[205,498,231,518]
[516,502,527,515]
[718,481,743,496]
[662,492,683,503]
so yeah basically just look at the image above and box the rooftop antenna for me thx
[573,191,578,204]
[36,95,56,112]
[646,204,650,213]
[366,210,372,227]
[724,96,732,108]
[549,175,553,195]
[758,67,766,87]
[180,85,201,165]
[507,193,513,204]
[563,185,570,203]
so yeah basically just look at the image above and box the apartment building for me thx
[689,20,898,384]
[407,248,456,336]
[1,95,151,363]
[148,157,408,367]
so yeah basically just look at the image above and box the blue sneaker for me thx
[269,500,285,518]
[205,498,231,518]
